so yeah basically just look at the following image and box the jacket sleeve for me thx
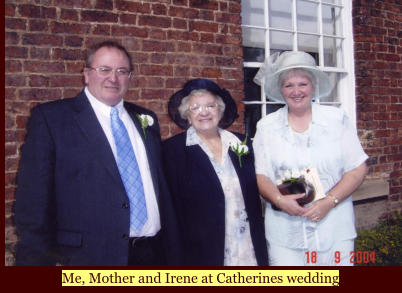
[14,105,59,265]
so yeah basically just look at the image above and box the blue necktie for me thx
[110,107,147,233]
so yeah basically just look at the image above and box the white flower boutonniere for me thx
[229,134,249,168]
[136,114,154,139]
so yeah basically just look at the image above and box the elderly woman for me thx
[253,51,368,266]
[163,78,268,266]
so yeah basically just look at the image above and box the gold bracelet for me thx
[327,193,339,207]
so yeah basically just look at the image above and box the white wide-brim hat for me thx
[253,51,331,103]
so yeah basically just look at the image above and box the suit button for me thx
[122,203,129,209]
[122,234,129,240]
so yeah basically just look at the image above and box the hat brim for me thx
[264,66,331,103]
[168,79,239,129]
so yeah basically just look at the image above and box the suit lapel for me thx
[186,144,225,196]
[71,92,122,185]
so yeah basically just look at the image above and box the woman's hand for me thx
[302,197,334,222]
[276,193,307,216]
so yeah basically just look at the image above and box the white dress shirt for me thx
[85,87,161,237]
[253,103,368,251]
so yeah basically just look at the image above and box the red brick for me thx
[92,24,111,35]
[66,62,85,74]
[140,64,173,76]
[60,9,79,21]
[174,66,190,77]
[139,15,171,28]
[115,0,151,13]
[18,4,41,18]
[6,32,19,45]
[201,67,222,78]
[53,48,84,61]
[152,3,167,15]
[199,10,214,21]
[81,10,118,23]
[190,0,218,10]
[5,144,17,158]
[172,18,187,29]
[30,47,50,60]
[18,88,62,101]
[5,18,27,30]
[22,33,63,46]
[65,36,84,47]
[24,61,65,73]
[6,60,22,73]
[51,22,91,34]
[16,115,29,129]
[28,19,49,32]
[49,75,84,87]
[112,26,148,38]
[53,0,91,9]
[5,4,15,16]
[5,46,28,59]
[173,0,188,6]
[142,40,175,52]
[29,75,50,87]
[150,29,167,40]
[6,75,26,87]
[120,14,137,25]
[95,0,114,10]
[190,20,218,33]
[168,6,199,18]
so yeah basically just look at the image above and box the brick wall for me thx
[5,0,244,265]
[352,0,402,212]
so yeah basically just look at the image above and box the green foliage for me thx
[354,211,402,266]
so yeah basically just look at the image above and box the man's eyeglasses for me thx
[188,103,218,114]
[87,66,132,78]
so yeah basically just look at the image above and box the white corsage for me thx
[136,114,154,138]
[229,134,249,168]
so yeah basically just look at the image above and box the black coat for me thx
[163,131,268,266]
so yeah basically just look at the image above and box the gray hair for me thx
[279,68,317,92]
[178,89,226,120]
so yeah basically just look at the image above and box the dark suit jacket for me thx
[162,131,268,266]
[15,91,180,266]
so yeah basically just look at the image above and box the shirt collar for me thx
[277,103,328,129]
[85,86,125,116]
[185,126,241,149]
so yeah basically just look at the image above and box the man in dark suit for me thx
[14,41,180,266]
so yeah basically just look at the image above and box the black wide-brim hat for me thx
[168,78,239,129]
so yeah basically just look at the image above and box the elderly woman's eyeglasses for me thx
[188,103,218,114]
[87,66,132,78]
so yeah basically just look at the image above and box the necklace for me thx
[288,116,312,133]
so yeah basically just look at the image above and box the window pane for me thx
[324,0,342,5]
[268,0,292,30]
[241,0,265,27]
[242,27,265,50]
[316,72,341,103]
[298,34,319,54]
[297,0,318,33]
[324,37,343,67]
[243,47,265,63]
[322,5,342,36]
[270,31,293,51]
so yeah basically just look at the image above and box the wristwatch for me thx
[327,193,339,207]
